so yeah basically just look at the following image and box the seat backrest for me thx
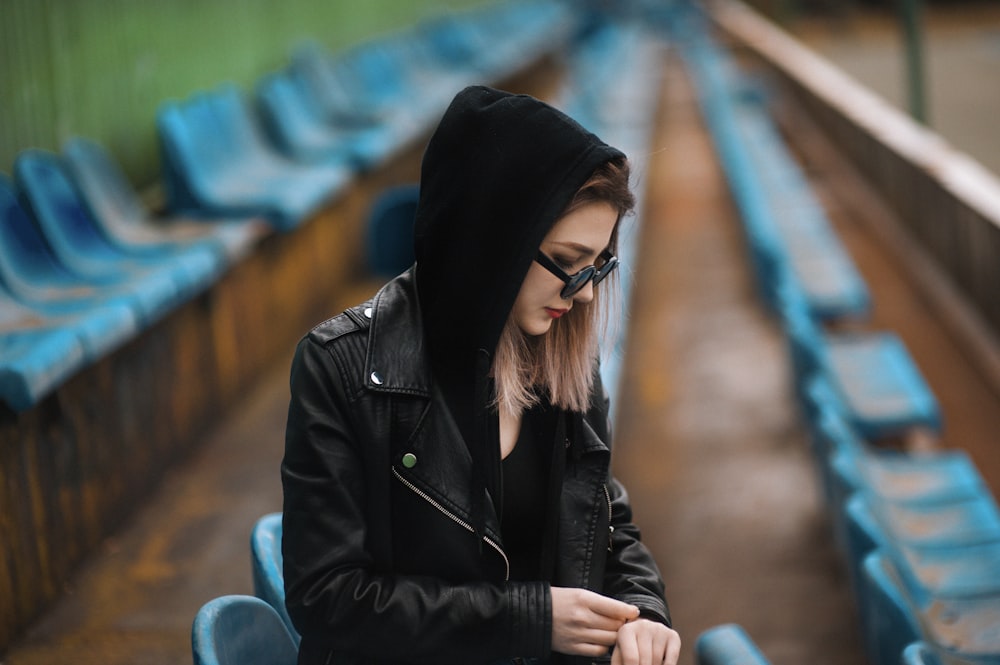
[860,551,922,665]
[63,137,148,228]
[0,174,82,300]
[366,184,418,278]
[14,148,119,271]
[250,512,299,645]
[192,595,298,665]
[903,642,943,665]
[695,624,772,665]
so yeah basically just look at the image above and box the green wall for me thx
[0,0,490,188]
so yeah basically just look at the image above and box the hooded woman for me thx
[282,85,679,665]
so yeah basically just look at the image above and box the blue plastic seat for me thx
[13,149,210,318]
[255,71,397,171]
[157,85,351,230]
[0,174,148,348]
[695,624,772,665]
[777,272,941,441]
[365,184,418,279]
[903,642,943,665]
[0,321,85,412]
[807,385,984,512]
[250,512,299,645]
[192,595,298,665]
[861,551,924,665]
[63,137,269,265]
[862,551,1000,665]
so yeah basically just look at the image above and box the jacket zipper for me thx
[392,467,510,580]
[604,484,614,553]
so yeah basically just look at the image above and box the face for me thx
[511,201,618,336]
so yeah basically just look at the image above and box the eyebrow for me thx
[550,240,599,255]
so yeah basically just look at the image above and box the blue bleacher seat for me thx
[366,184,418,279]
[903,642,943,665]
[695,624,772,665]
[192,595,298,665]
[255,71,396,171]
[0,323,85,412]
[861,550,1000,665]
[250,512,299,645]
[63,137,268,264]
[157,84,351,230]
[861,551,923,665]
[777,272,941,441]
[0,174,143,351]
[13,149,210,321]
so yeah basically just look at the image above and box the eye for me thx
[554,255,577,270]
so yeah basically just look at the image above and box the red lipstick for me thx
[545,307,569,319]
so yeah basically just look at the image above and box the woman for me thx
[282,85,679,665]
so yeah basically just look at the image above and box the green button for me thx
[401,453,417,469]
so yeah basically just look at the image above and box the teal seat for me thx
[192,595,298,665]
[0,323,85,412]
[63,137,268,265]
[903,642,943,665]
[695,624,772,665]
[157,85,351,231]
[777,271,941,441]
[365,184,418,279]
[250,512,299,646]
[0,174,143,350]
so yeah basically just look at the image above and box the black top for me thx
[501,419,549,581]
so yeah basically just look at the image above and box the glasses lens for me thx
[593,256,619,285]
[561,266,597,299]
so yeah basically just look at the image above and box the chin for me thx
[520,318,553,336]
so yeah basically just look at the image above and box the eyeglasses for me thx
[534,249,619,299]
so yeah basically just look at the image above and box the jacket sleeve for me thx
[588,368,672,628]
[281,335,551,664]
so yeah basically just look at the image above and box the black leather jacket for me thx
[282,271,670,665]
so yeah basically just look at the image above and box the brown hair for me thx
[493,158,635,416]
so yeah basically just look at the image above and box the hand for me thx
[550,587,640,658]
[611,618,681,665]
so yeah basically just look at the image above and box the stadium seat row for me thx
[668,3,1000,664]
[0,0,570,413]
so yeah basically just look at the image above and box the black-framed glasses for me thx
[535,249,619,299]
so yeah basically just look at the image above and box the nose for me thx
[572,279,595,304]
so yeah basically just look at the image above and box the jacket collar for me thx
[363,268,433,397]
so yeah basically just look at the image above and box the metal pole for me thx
[899,0,929,124]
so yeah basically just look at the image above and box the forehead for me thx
[544,202,618,250]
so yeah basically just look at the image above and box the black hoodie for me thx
[413,86,625,543]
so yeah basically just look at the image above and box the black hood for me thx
[412,85,624,550]
[414,85,624,386]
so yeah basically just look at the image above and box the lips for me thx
[545,307,569,319]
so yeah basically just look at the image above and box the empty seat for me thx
[157,85,351,230]
[250,512,299,645]
[0,174,144,351]
[0,318,85,411]
[777,271,941,441]
[192,595,298,665]
[63,137,269,264]
[695,624,772,665]
[365,184,418,279]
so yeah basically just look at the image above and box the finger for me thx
[616,624,640,665]
[587,593,640,621]
[579,627,621,648]
[636,629,653,665]
[663,630,682,665]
